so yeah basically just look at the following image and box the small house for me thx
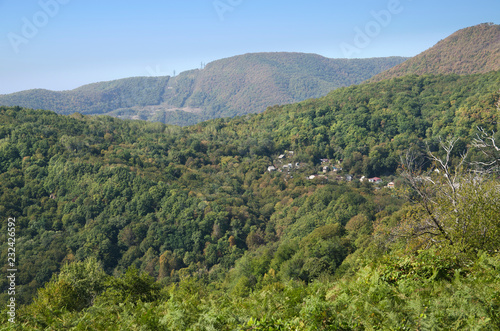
[267,166,276,172]
[368,177,383,184]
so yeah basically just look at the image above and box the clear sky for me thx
[0,0,498,94]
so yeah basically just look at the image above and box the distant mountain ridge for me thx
[163,53,407,119]
[370,23,500,82]
[0,77,170,115]
[0,53,407,126]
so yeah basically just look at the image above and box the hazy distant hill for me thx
[0,53,407,126]
[0,77,170,115]
[370,23,500,82]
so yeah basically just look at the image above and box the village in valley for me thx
[267,151,396,189]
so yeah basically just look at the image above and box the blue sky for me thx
[0,0,498,94]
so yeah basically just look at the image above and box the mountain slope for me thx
[0,53,407,126]
[370,23,500,82]
[0,70,499,309]
[163,53,408,119]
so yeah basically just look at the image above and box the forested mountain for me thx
[0,54,407,126]
[370,23,500,82]
[1,69,499,329]
[158,53,407,122]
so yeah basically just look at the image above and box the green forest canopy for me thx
[0,71,499,329]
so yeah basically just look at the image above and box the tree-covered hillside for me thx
[162,53,408,120]
[0,71,499,329]
[227,71,500,177]
[0,77,170,116]
[370,23,500,82]
[0,53,407,126]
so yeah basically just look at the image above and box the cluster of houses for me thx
[360,176,382,183]
[267,152,396,189]
[360,176,396,188]
[319,158,343,173]
[306,174,354,181]
[267,151,301,174]
[267,162,301,173]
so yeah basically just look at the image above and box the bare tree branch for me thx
[399,141,462,246]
